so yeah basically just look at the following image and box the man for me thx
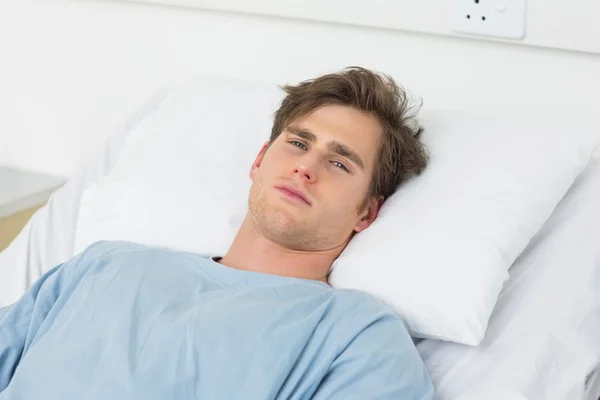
[0,67,433,399]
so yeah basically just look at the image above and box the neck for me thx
[217,216,349,285]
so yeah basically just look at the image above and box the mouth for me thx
[275,185,311,206]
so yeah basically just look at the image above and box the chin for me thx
[265,207,302,229]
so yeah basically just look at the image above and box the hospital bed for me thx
[0,78,599,400]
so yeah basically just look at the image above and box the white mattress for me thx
[417,159,600,400]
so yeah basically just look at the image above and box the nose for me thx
[293,163,316,183]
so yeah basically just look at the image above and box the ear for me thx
[249,141,271,181]
[354,196,384,233]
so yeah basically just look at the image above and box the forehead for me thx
[288,105,382,169]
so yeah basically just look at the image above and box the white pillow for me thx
[74,75,599,345]
[76,76,280,259]
[330,110,598,345]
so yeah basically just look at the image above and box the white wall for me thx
[130,0,600,54]
[1,0,599,178]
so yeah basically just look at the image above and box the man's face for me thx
[248,104,383,251]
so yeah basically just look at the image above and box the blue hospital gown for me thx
[0,241,433,399]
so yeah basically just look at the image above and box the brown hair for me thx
[270,66,429,212]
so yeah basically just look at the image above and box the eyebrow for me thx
[287,126,365,171]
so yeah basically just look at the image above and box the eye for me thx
[331,161,350,172]
[289,140,350,173]
[288,140,307,150]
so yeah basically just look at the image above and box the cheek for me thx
[341,182,370,212]
[336,179,368,199]
[260,151,285,174]
[253,156,276,182]
[322,186,361,215]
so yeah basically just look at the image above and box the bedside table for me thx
[0,167,65,251]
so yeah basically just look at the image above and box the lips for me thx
[275,185,311,205]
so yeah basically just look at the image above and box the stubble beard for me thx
[248,182,328,251]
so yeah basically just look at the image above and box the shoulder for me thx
[68,240,191,276]
[330,289,400,324]
[329,288,413,344]
[76,240,171,260]
[322,290,434,399]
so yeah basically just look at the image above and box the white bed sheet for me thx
[587,369,600,400]
[417,159,600,400]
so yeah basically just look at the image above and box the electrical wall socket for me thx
[448,0,527,40]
